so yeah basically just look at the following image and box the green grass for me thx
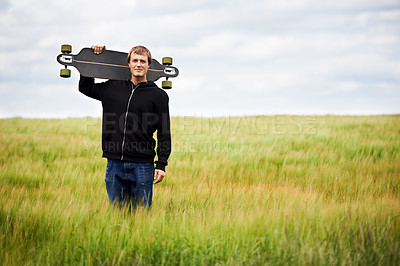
[0,115,399,265]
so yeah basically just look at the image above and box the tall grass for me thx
[0,115,399,265]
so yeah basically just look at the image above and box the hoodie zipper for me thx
[121,83,139,160]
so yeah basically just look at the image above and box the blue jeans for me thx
[105,159,154,208]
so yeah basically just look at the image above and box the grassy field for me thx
[0,115,399,265]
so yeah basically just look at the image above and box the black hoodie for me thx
[79,75,171,171]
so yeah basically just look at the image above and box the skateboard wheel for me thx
[60,68,71,78]
[162,57,172,66]
[162,80,172,89]
[61,44,72,53]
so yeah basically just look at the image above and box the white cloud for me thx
[335,82,360,92]
[0,0,399,117]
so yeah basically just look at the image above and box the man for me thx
[79,45,171,209]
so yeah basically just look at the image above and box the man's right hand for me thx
[91,45,106,54]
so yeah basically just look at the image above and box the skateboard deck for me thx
[56,45,179,89]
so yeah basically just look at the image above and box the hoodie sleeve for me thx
[155,92,171,171]
[78,75,107,101]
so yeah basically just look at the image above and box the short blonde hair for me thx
[127,45,152,65]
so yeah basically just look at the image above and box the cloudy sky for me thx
[0,0,399,118]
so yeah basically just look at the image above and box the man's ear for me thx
[126,52,131,64]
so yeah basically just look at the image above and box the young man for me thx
[79,45,171,208]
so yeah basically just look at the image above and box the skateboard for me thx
[56,44,179,89]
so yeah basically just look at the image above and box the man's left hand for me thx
[153,169,165,184]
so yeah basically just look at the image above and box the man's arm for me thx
[79,75,107,101]
[154,92,171,184]
[78,45,108,101]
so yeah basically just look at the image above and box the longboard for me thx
[56,45,179,89]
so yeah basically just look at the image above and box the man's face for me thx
[128,53,149,78]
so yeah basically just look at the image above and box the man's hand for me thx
[91,45,106,54]
[153,169,165,184]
